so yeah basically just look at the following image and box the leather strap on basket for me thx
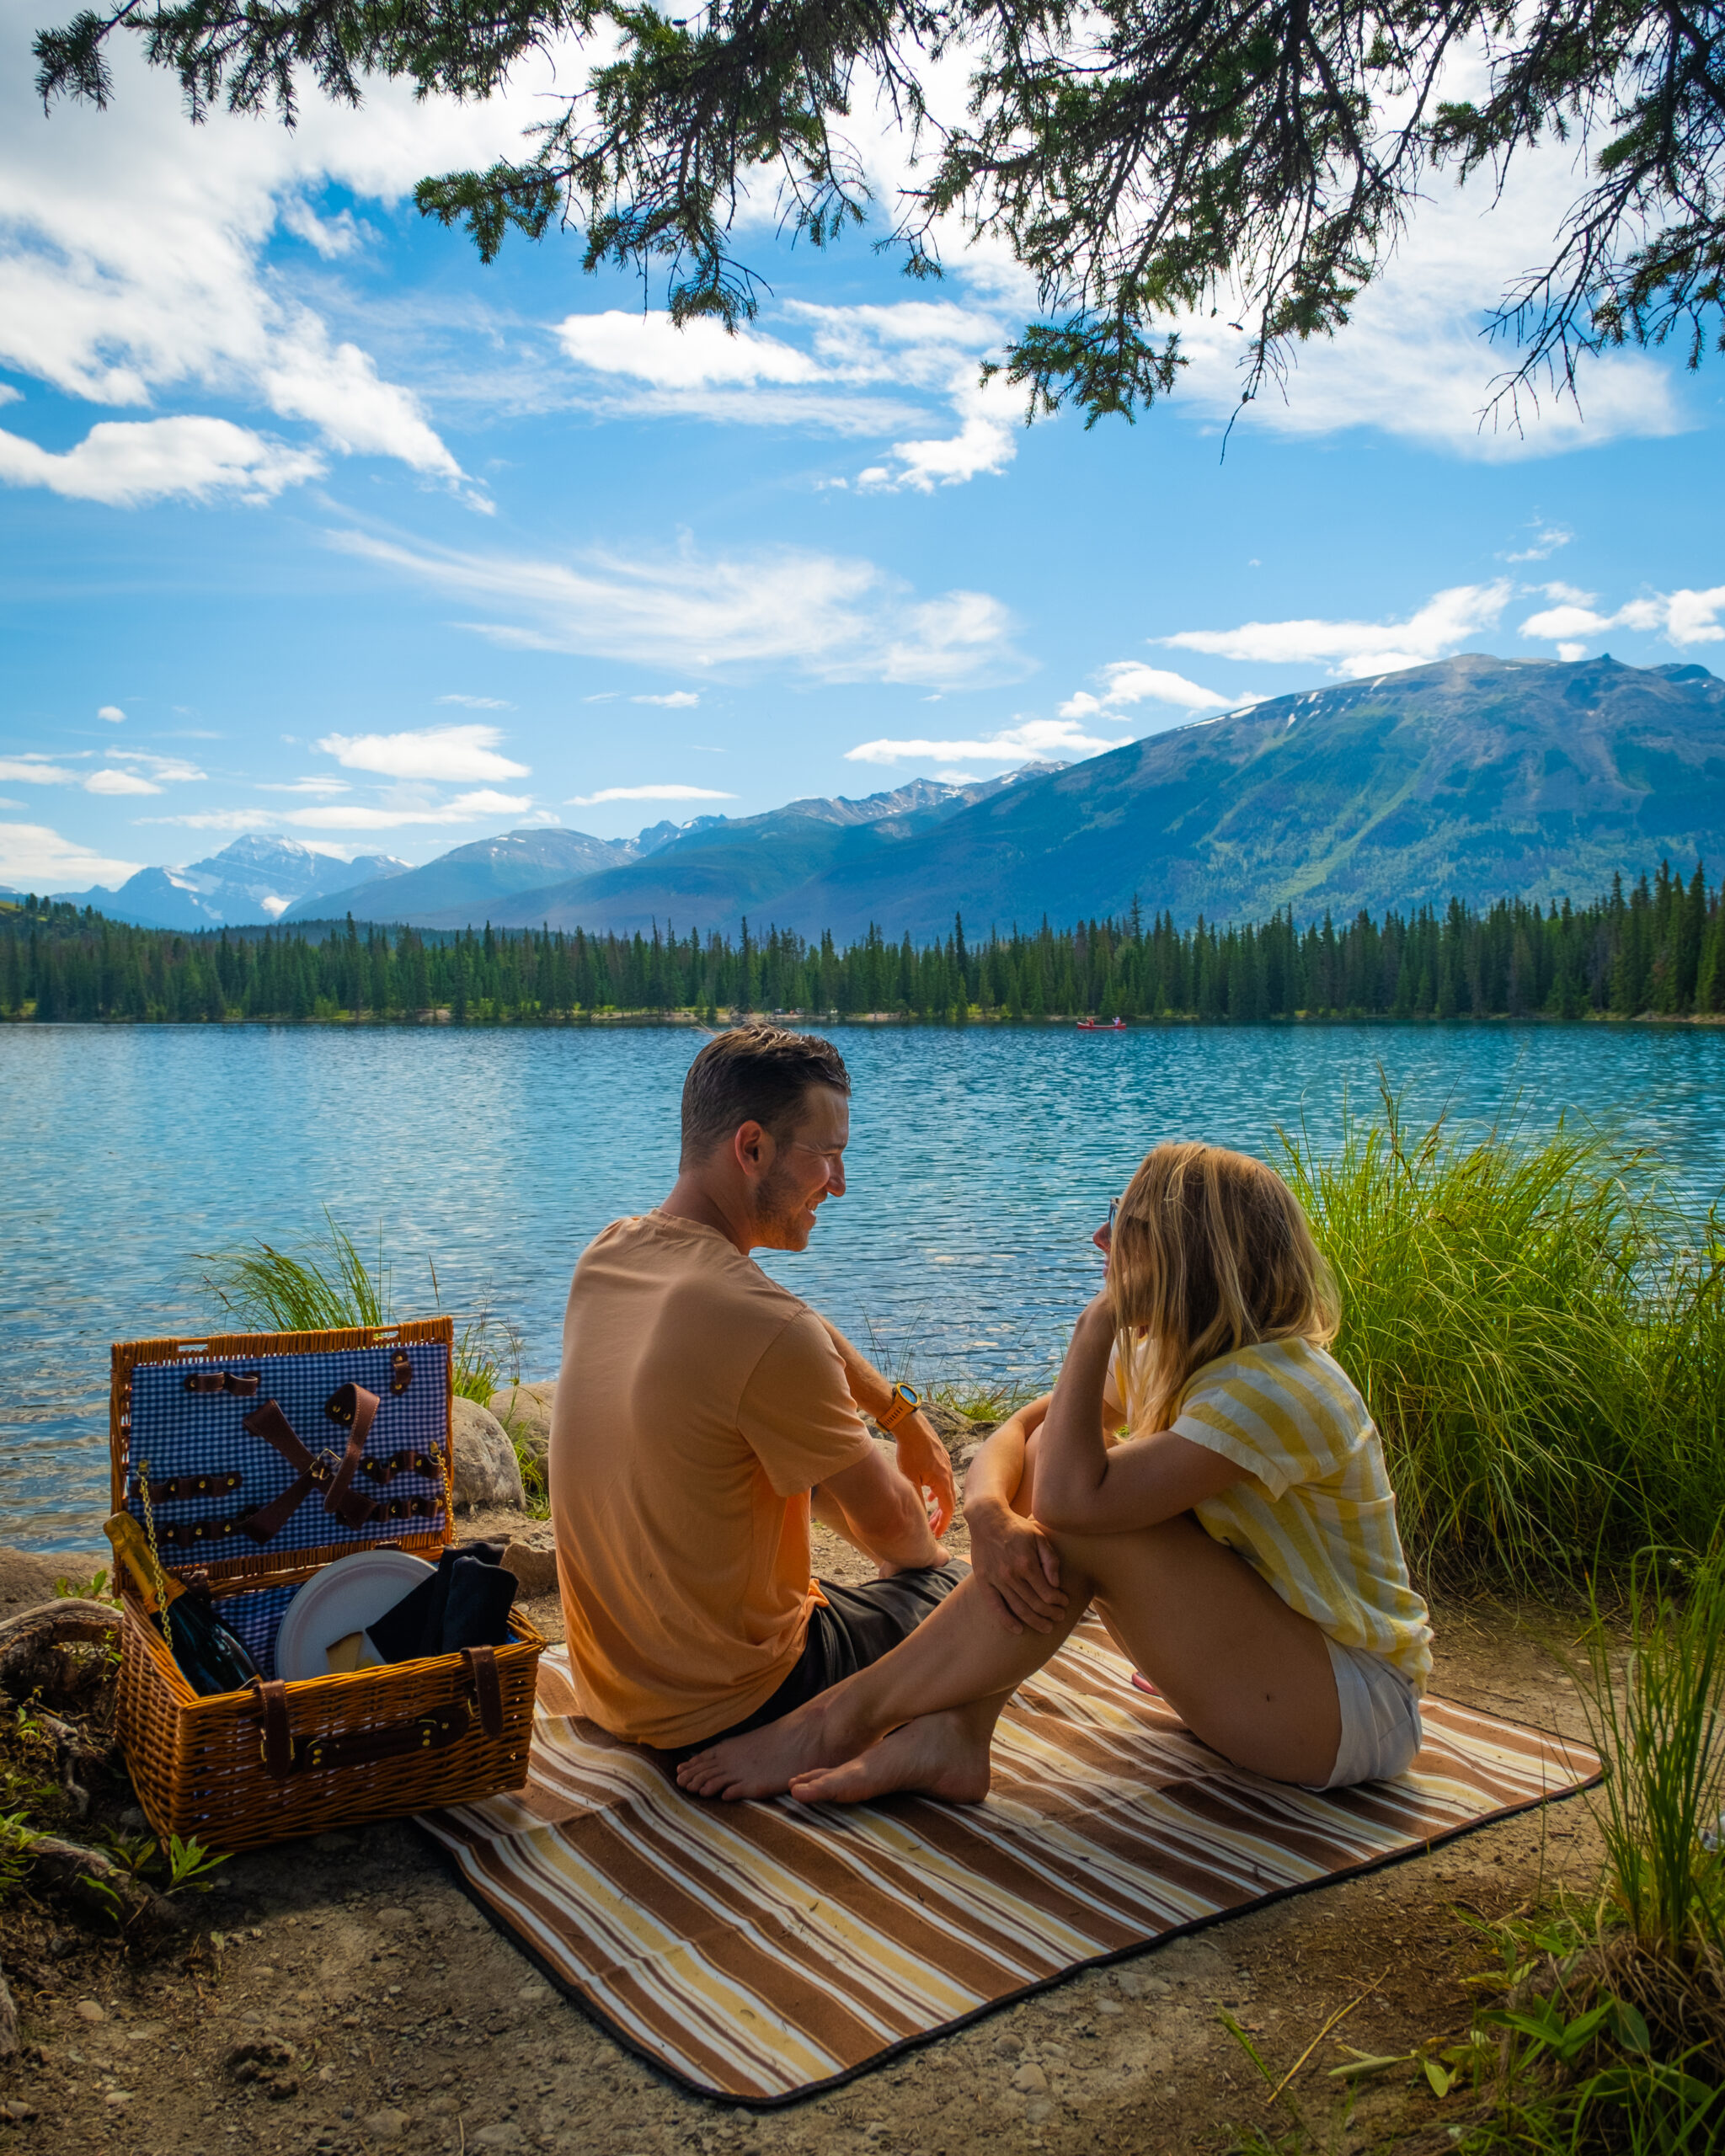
[462,1644,504,1738]
[239,1392,379,1544]
[254,1678,295,1777]
[251,1646,506,1777]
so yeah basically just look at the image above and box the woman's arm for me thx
[963,1396,1071,1635]
[1033,1293,1248,1534]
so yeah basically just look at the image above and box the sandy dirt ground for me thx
[0,1507,1604,2156]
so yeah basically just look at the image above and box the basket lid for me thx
[110,1320,454,1588]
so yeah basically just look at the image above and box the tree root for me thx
[24,1834,185,1947]
[0,1600,120,1708]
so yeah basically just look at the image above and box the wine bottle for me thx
[104,1513,261,1697]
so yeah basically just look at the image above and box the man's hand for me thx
[893,1411,957,1536]
[966,1497,1067,1636]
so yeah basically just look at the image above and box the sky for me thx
[2,0,1722,892]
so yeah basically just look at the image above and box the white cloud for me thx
[1503,519,1573,563]
[1557,641,1588,661]
[98,704,126,723]
[863,371,1018,493]
[259,317,460,482]
[0,18,538,499]
[332,529,1025,689]
[1161,581,1512,678]
[1059,662,1231,718]
[154,788,533,832]
[631,691,701,707]
[0,757,80,785]
[0,821,144,889]
[553,295,1021,490]
[314,724,530,782]
[257,777,351,795]
[556,311,820,389]
[846,716,1118,766]
[115,752,205,782]
[436,694,513,709]
[84,768,161,795]
[279,198,368,259]
[0,416,324,505]
[1519,584,1725,648]
[566,784,737,803]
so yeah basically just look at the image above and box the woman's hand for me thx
[966,1496,1068,1636]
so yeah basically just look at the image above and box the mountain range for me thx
[55,835,412,931]
[48,654,1725,937]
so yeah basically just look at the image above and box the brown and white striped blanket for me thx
[419,1621,1598,2103]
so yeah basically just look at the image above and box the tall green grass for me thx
[1280,1091,1725,1586]
[195,1214,517,1404]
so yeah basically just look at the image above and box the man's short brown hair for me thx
[681,1026,851,1166]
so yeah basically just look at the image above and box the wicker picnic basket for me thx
[110,1318,544,1853]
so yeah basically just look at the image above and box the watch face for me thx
[898,1385,919,1407]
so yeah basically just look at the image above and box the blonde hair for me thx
[1110,1144,1339,1435]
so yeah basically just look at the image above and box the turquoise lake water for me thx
[3,1022,1721,1550]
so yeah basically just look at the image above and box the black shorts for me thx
[668,1561,964,1758]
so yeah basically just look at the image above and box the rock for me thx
[363,2110,409,2143]
[471,2127,521,2150]
[1011,2063,1048,2095]
[451,1400,524,1513]
[0,1966,14,2062]
[374,1908,414,1931]
[76,2000,106,2024]
[0,1548,94,1614]
[502,1541,558,1598]
[488,1383,556,1476]
[992,2032,1024,2058]
[3,2099,38,2123]
[226,2035,299,2099]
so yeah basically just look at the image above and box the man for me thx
[547,1025,960,1753]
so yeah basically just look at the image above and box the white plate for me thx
[273,1550,437,1682]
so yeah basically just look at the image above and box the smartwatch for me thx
[875,1382,921,1434]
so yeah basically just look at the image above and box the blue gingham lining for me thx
[211,1582,300,1681]
[127,1342,449,1561]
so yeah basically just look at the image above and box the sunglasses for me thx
[1099,1196,1120,1243]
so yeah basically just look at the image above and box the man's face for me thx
[750,1086,850,1251]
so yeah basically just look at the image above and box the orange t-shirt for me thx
[548,1211,877,1746]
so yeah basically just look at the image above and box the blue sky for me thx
[3,0,1722,890]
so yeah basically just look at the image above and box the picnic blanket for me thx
[419,1620,1599,2103]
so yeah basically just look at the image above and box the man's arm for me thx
[817,1317,957,1533]
[818,1444,948,1576]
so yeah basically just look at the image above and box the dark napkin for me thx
[368,1540,518,1663]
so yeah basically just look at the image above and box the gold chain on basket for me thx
[134,1458,174,1613]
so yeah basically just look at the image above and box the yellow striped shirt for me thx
[1144,1338,1432,1689]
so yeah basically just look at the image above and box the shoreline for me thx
[4,1006,1724,1030]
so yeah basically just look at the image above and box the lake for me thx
[3,1021,1722,1551]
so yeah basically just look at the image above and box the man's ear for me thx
[732,1119,772,1180]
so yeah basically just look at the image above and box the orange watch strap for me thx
[876,1385,919,1433]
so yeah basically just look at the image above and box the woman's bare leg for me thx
[675,1572,1094,1800]
[1068,1517,1340,1785]
[779,1516,1339,1802]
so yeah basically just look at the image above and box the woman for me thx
[676,1142,1432,1806]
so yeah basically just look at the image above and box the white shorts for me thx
[1315,1635,1423,1788]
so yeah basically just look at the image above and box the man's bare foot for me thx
[676,1699,861,1801]
[788,1709,992,1806]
